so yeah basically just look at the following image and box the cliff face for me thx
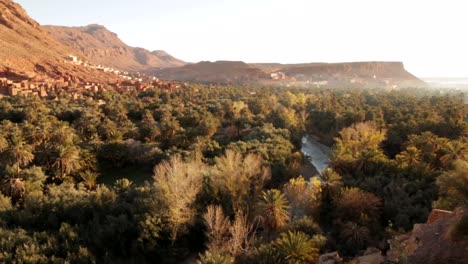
[282,62,419,80]
[0,0,120,82]
[275,61,425,87]
[45,24,185,72]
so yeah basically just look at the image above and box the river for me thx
[300,135,332,176]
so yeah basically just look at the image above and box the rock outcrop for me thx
[319,251,343,264]
[387,208,468,264]
[45,24,185,72]
[0,0,120,82]
[356,248,383,264]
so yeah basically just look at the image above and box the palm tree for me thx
[51,123,75,146]
[318,168,342,226]
[53,145,81,180]
[355,148,386,172]
[114,178,133,193]
[5,134,34,177]
[440,140,467,167]
[28,121,52,147]
[318,168,343,195]
[0,178,25,204]
[80,171,100,191]
[341,222,370,250]
[396,146,422,168]
[256,189,290,234]
[274,231,319,264]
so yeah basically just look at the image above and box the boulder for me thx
[357,247,383,264]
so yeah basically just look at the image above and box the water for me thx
[301,135,332,173]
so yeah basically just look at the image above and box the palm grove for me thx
[0,84,466,263]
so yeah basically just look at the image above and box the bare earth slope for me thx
[45,24,185,72]
[0,0,119,82]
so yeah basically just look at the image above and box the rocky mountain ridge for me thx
[1,0,425,87]
[151,60,425,87]
[45,24,185,72]
[0,0,120,82]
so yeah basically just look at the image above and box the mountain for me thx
[151,60,425,86]
[150,61,268,83]
[1,0,423,87]
[45,24,185,72]
[0,0,119,82]
[254,61,425,87]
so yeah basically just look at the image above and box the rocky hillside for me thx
[282,62,420,80]
[151,60,424,86]
[45,24,185,72]
[256,61,425,87]
[150,61,268,83]
[0,0,119,82]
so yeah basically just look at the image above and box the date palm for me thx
[53,145,81,180]
[80,171,100,191]
[256,189,290,234]
[5,134,34,177]
[440,140,467,167]
[318,168,343,194]
[114,178,133,193]
[318,168,342,226]
[341,222,370,250]
[0,177,25,204]
[274,231,319,264]
[396,146,422,168]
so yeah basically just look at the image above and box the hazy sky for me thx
[16,0,468,77]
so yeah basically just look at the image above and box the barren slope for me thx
[45,24,185,72]
[0,0,120,82]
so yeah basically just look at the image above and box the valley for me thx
[0,1,466,263]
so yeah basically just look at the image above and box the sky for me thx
[15,0,468,78]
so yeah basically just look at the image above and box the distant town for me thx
[0,54,180,99]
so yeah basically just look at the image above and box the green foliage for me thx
[340,222,370,253]
[274,231,319,264]
[0,84,465,261]
[153,155,207,241]
[450,213,468,241]
[197,251,233,264]
[256,189,290,233]
[79,171,100,191]
[434,159,468,210]
[213,150,271,215]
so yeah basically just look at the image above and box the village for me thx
[0,54,181,100]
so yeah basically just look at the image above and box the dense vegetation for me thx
[0,85,466,263]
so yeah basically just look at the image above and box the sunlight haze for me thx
[15,0,468,77]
